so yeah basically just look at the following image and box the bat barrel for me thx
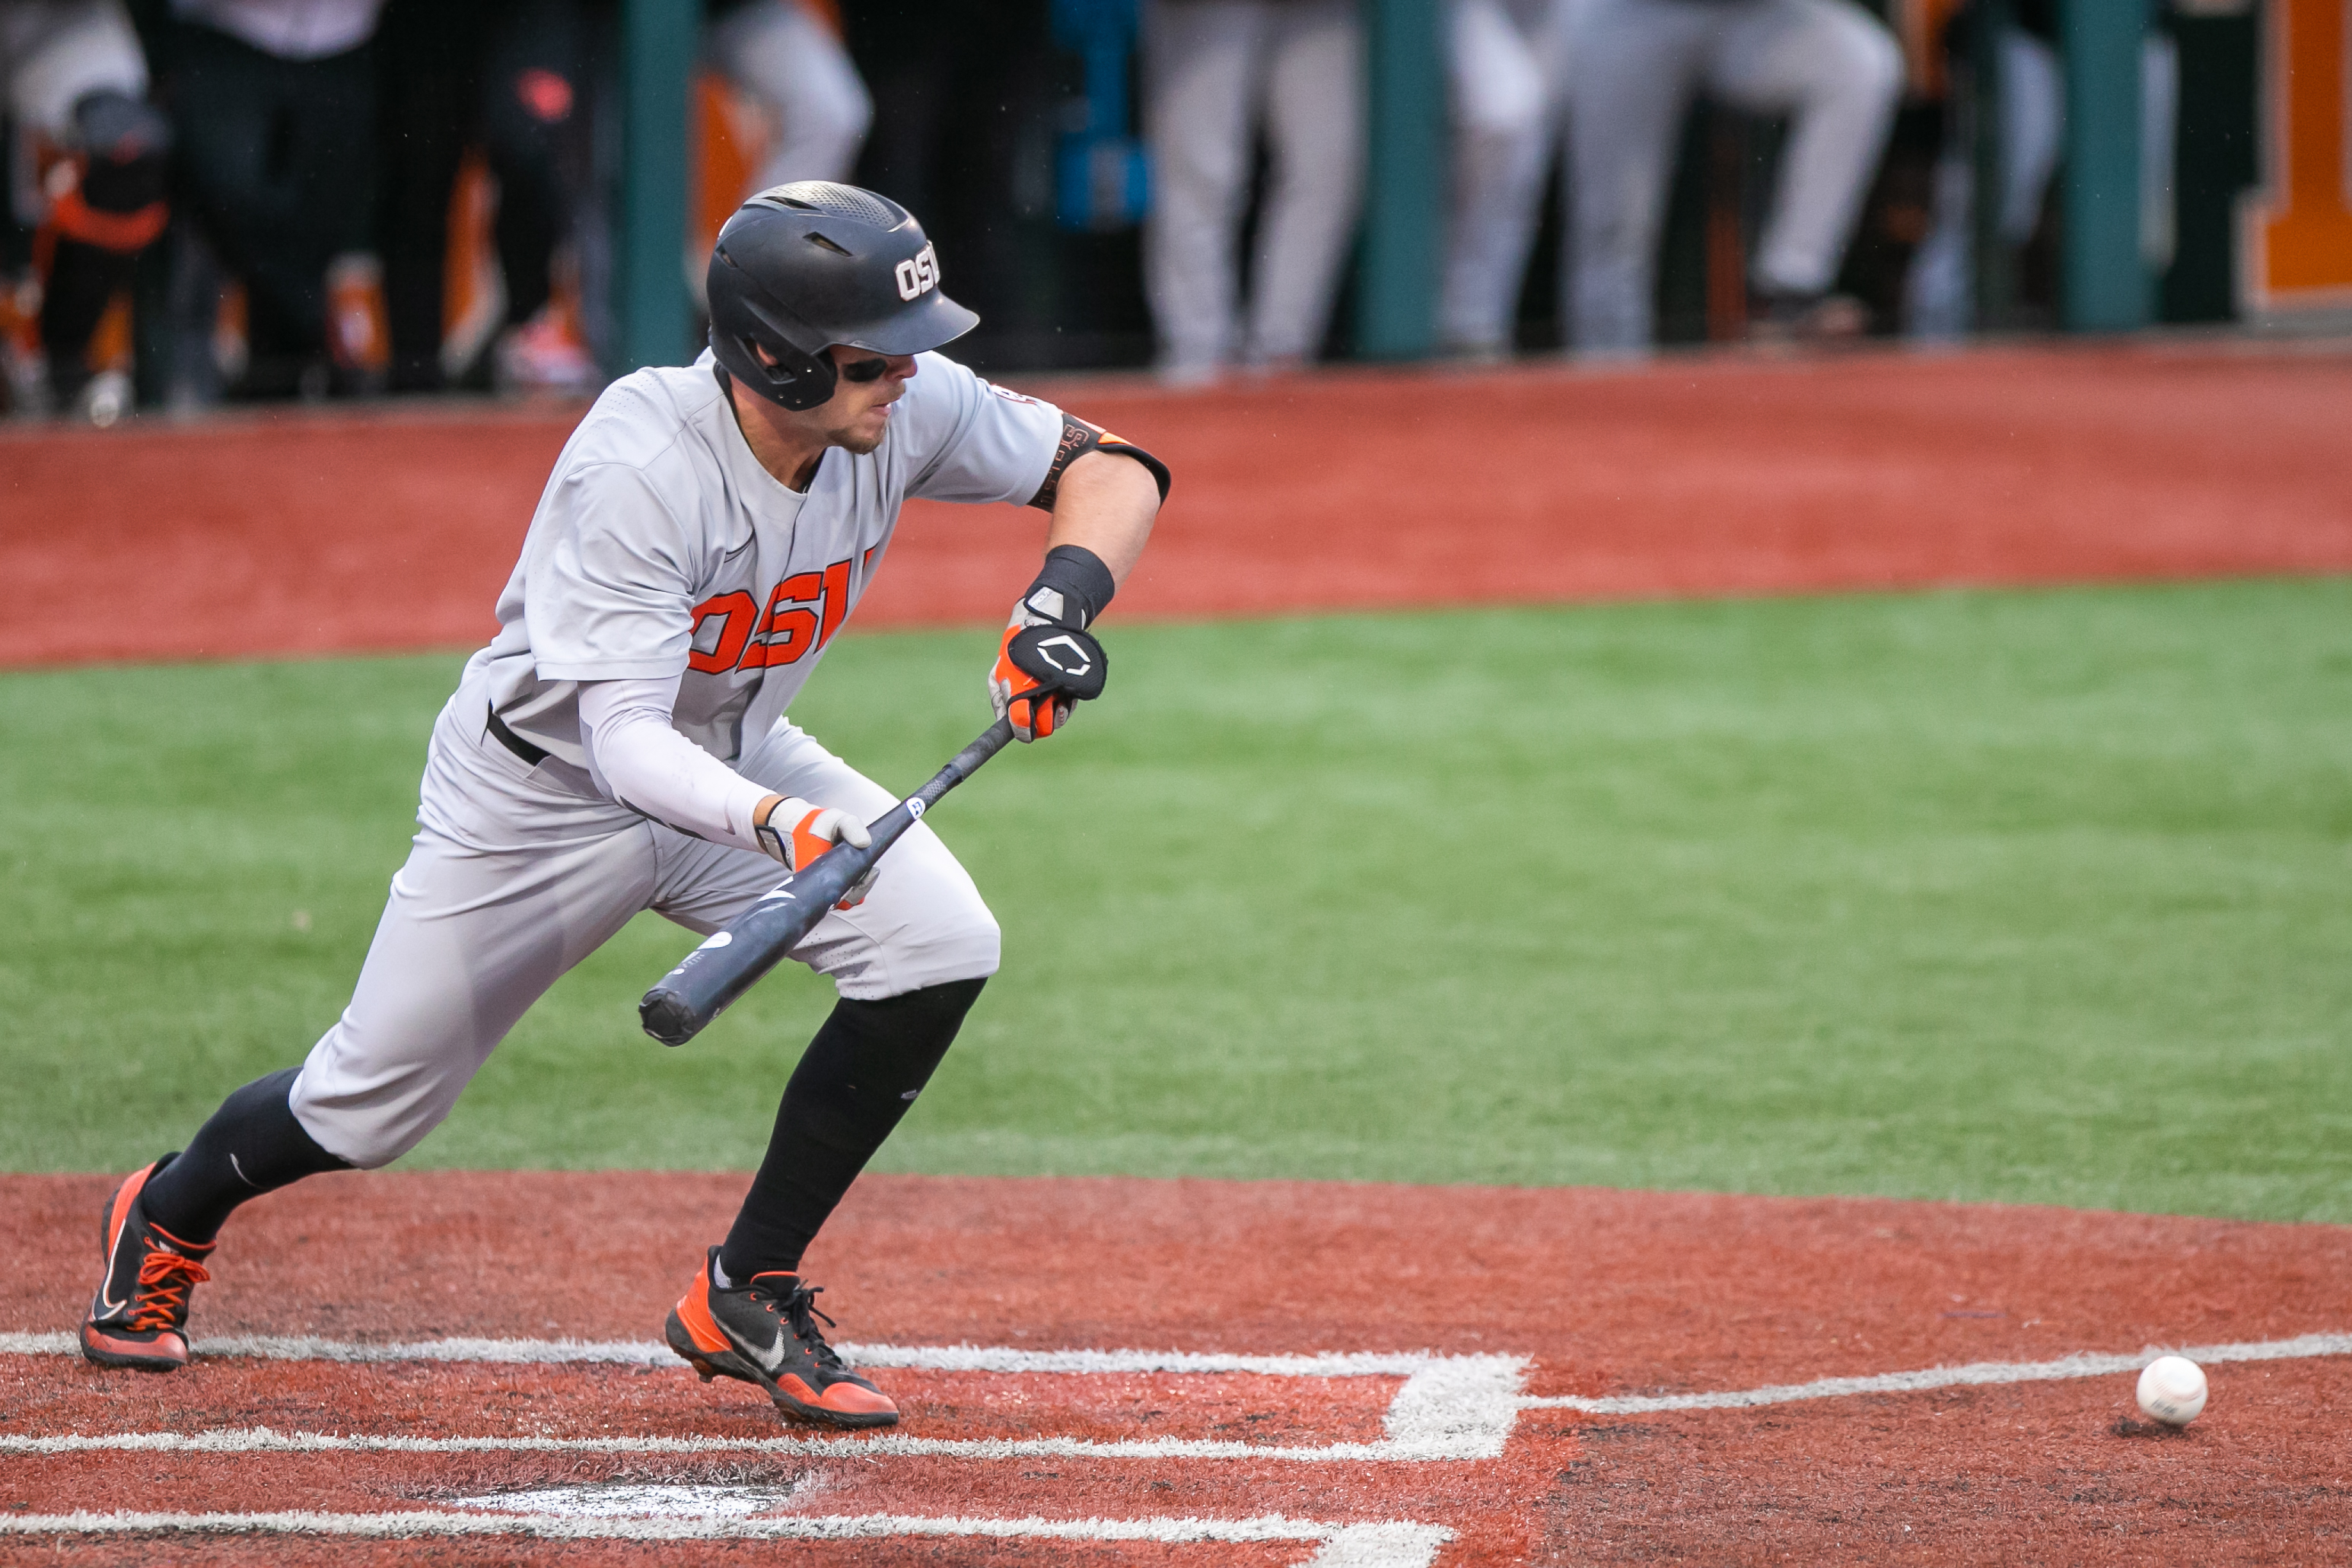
[637,813,906,1045]
[638,987,705,1048]
[636,717,1013,1046]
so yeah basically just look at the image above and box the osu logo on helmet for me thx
[893,244,940,303]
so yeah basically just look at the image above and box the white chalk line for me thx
[16,1328,2342,1453]
[1520,1331,2352,1415]
[0,1510,1454,1567]
[0,1424,1487,1464]
[0,1341,1529,1464]
[457,1482,797,1518]
[0,1331,1434,1378]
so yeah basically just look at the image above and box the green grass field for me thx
[3,578,2347,1221]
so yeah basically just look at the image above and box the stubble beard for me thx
[829,409,890,456]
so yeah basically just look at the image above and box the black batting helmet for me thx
[706,181,979,412]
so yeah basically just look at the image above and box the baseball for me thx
[2135,1356,2208,1426]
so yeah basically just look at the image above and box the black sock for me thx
[139,1068,354,1245]
[719,977,985,1282]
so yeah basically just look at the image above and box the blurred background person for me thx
[1905,0,2177,339]
[706,0,870,194]
[374,0,587,393]
[1563,0,1901,354]
[1141,0,1363,386]
[1439,0,1576,361]
[164,0,385,396]
[1,0,170,421]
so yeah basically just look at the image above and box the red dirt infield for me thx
[3,341,2350,668]
[5,1171,2350,1563]
[6,343,2350,1560]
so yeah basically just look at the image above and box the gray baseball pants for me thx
[1141,0,1365,378]
[1563,0,1901,352]
[287,678,1000,1169]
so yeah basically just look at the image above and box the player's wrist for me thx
[1012,545,1116,630]
[752,795,813,866]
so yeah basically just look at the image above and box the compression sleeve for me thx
[1026,414,1171,511]
[577,676,778,853]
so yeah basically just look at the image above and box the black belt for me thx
[485,707,549,767]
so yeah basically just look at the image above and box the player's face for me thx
[816,346,918,454]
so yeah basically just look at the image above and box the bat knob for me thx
[639,988,703,1047]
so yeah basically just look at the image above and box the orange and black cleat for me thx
[664,1246,898,1429]
[80,1157,214,1372]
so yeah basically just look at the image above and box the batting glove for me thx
[989,546,1116,743]
[990,618,1108,742]
[753,797,877,908]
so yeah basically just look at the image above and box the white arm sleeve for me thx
[577,676,779,854]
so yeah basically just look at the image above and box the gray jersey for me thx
[471,348,1064,772]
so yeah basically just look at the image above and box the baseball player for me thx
[1,0,170,420]
[1441,0,1579,360]
[1562,0,1902,351]
[706,0,871,195]
[78,182,1168,1430]
[1141,0,1364,383]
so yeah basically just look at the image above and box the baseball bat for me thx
[638,716,1017,1046]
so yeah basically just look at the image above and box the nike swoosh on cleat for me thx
[94,1221,134,1317]
[711,1312,791,1376]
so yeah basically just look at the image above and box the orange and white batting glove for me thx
[990,618,1098,741]
[988,546,1115,743]
[753,796,877,908]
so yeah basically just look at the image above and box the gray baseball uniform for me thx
[705,0,871,196]
[1141,0,1365,380]
[288,348,1065,1169]
[1442,0,1580,358]
[1563,0,1902,352]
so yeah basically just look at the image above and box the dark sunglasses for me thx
[840,356,892,383]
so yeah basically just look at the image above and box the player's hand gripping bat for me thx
[639,717,1017,1045]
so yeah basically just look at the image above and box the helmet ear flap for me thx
[718,329,836,412]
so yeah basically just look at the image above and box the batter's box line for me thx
[14,1329,2347,1432]
[0,1509,1454,1568]
[1518,1330,2352,1415]
[0,1334,1449,1377]
[0,1336,1528,1463]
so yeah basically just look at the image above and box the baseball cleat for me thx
[664,1246,898,1429]
[80,1156,215,1372]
